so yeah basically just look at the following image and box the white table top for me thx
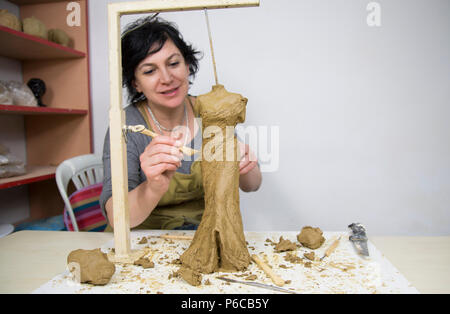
[0,231,448,294]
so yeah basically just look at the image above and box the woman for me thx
[100,16,262,231]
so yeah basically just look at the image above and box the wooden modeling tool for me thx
[150,234,194,241]
[125,125,199,156]
[320,236,342,261]
[251,254,285,287]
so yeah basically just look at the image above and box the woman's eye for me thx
[170,61,180,67]
[143,69,154,75]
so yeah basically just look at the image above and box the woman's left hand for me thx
[238,141,258,175]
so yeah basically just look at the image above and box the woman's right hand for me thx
[139,135,183,196]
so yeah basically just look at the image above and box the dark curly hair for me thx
[121,15,202,104]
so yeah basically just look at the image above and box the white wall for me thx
[88,0,450,236]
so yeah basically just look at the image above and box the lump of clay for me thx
[177,266,202,286]
[274,236,297,252]
[48,28,72,47]
[67,249,115,286]
[23,16,47,40]
[297,226,325,249]
[134,257,154,269]
[180,85,250,274]
[0,9,21,31]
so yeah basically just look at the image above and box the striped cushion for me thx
[63,183,106,232]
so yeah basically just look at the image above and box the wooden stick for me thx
[320,236,342,260]
[151,234,194,241]
[251,254,285,287]
[204,9,219,85]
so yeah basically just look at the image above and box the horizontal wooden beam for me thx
[109,0,259,16]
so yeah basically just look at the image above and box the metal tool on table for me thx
[216,277,297,294]
[348,223,369,257]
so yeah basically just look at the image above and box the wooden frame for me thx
[107,0,259,263]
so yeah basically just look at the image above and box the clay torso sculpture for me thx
[180,85,251,274]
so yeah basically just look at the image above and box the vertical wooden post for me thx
[107,5,131,260]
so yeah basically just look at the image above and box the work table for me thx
[0,231,448,294]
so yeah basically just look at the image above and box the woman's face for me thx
[133,38,190,109]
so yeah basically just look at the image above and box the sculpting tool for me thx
[217,277,297,294]
[124,125,199,156]
[348,223,370,258]
[251,254,285,287]
[320,236,342,261]
[149,234,194,241]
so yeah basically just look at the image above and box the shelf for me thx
[0,26,85,60]
[8,0,65,5]
[0,165,56,189]
[0,104,88,115]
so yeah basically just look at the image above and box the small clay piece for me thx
[284,252,303,264]
[180,85,250,273]
[245,274,257,281]
[304,252,315,261]
[297,226,325,249]
[304,262,312,268]
[177,266,202,286]
[137,237,148,244]
[67,249,115,286]
[0,9,21,31]
[48,28,71,47]
[274,236,297,252]
[204,279,212,285]
[134,257,154,269]
[23,16,47,39]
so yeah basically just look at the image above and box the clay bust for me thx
[180,85,251,274]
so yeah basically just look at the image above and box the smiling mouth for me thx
[161,87,179,95]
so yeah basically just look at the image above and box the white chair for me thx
[56,154,103,232]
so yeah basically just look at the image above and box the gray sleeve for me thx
[99,106,151,219]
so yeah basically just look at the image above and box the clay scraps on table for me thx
[274,236,297,252]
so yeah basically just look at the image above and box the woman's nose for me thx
[160,67,173,84]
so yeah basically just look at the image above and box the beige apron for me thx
[105,97,204,231]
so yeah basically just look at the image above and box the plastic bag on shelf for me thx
[0,164,26,178]
[0,143,26,178]
[0,81,13,105]
[5,81,37,107]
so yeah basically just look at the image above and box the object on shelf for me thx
[5,81,37,107]
[0,81,13,105]
[0,9,21,32]
[27,78,46,107]
[0,143,26,179]
[23,16,47,40]
[48,29,72,47]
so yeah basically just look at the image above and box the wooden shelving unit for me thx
[0,104,88,115]
[0,166,56,189]
[0,25,86,60]
[0,0,92,221]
